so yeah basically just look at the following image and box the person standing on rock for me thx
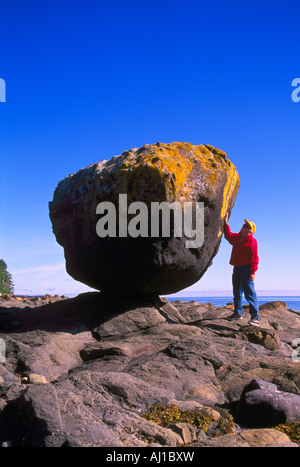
[224,212,259,326]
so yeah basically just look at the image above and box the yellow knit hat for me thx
[244,219,256,233]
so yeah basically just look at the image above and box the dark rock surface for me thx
[0,296,299,447]
[237,378,300,427]
[49,142,239,295]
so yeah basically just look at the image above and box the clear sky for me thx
[0,0,299,297]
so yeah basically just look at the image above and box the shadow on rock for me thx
[0,292,161,335]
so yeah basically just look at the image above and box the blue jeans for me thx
[232,265,259,319]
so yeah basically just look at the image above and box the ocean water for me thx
[167,296,300,312]
[11,294,300,313]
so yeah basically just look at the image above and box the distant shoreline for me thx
[6,290,300,298]
[166,295,300,312]
[166,290,300,298]
[2,292,299,312]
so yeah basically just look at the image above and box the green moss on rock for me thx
[142,403,235,438]
[275,421,300,445]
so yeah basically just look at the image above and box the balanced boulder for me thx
[49,142,239,295]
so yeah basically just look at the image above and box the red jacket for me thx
[224,223,259,275]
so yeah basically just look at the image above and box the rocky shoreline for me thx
[0,293,300,447]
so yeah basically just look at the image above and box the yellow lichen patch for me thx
[139,144,194,201]
[149,142,231,202]
[112,142,239,213]
[221,166,240,218]
[217,165,240,236]
[115,143,194,202]
[188,142,239,236]
[191,145,229,186]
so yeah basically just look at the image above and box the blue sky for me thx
[0,0,299,296]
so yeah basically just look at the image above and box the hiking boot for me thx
[248,317,260,326]
[228,313,242,320]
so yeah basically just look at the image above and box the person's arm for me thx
[249,238,259,280]
[224,212,236,245]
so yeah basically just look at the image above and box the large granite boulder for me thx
[49,142,239,295]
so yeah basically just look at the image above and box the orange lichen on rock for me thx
[114,143,194,202]
[49,141,240,295]
[110,142,239,211]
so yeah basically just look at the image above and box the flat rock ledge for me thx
[0,295,299,447]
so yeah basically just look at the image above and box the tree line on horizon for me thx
[0,259,14,295]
